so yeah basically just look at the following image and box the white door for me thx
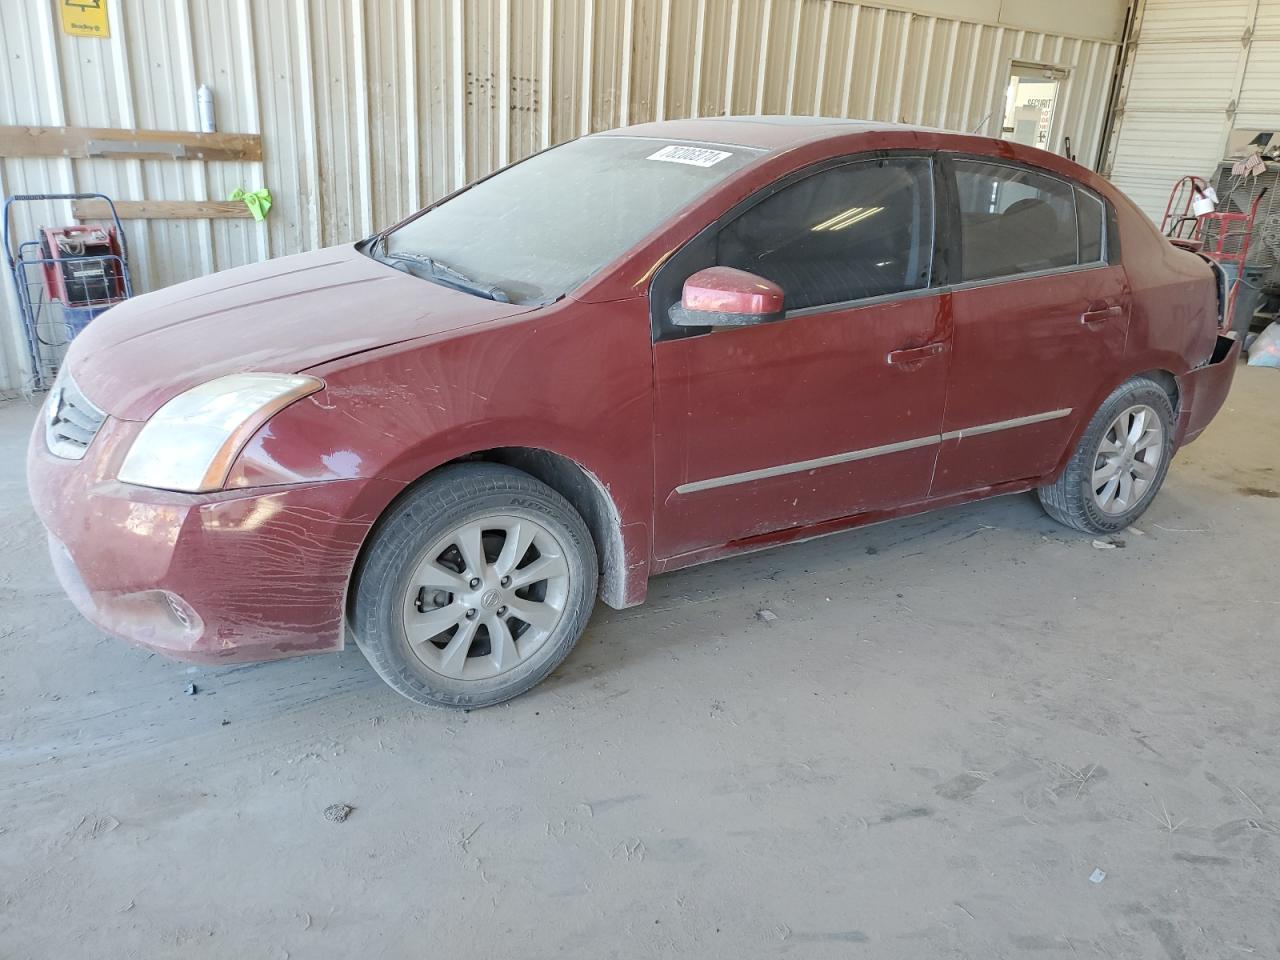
[1002,64,1066,150]
[1105,0,1280,223]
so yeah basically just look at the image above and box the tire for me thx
[352,463,598,708]
[1038,377,1175,535]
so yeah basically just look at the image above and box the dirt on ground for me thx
[2,366,1279,959]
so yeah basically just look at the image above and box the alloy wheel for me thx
[1091,403,1164,515]
[400,514,571,680]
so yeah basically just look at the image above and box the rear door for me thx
[929,156,1130,497]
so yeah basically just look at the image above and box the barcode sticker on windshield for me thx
[647,145,733,167]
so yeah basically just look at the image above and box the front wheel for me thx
[1038,377,1175,534]
[352,463,598,708]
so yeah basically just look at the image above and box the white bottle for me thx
[196,84,215,133]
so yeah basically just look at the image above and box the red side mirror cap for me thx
[669,266,785,328]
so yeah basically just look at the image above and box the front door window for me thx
[715,157,935,310]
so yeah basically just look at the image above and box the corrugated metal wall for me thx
[0,0,1120,395]
[1104,0,1280,223]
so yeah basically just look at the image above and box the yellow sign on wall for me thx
[60,0,111,39]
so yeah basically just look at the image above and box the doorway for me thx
[1002,63,1068,149]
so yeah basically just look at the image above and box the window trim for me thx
[946,260,1113,295]
[649,150,943,342]
[938,152,1117,289]
[1072,183,1109,266]
[783,280,944,319]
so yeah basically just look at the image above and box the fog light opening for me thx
[163,592,195,630]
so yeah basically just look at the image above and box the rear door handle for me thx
[887,341,947,366]
[1081,304,1124,325]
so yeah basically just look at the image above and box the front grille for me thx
[45,374,106,460]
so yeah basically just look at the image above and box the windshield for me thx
[379,136,764,304]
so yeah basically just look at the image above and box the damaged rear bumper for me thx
[1175,335,1241,448]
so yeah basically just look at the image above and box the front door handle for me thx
[1081,304,1124,325]
[887,341,946,366]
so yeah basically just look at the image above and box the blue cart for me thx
[3,193,133,393]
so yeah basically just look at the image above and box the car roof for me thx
[598,115,947,151]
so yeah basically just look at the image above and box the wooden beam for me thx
[0,125,262,162]
[73,199,253,220]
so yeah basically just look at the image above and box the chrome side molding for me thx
[674,408,1072,495]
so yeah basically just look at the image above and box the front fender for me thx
[224,298,657,607]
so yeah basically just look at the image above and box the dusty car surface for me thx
[27,116,1239,707]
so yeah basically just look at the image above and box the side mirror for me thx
[668,266,785,328]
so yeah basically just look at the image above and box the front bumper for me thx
[27,412,399,663]
[1175,334,1241,447]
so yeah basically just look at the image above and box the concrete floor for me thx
[2,365,1279,959]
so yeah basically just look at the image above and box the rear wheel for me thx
[352,463,597,708]
[1038,377,1175,534]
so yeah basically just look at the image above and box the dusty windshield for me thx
[378,136,764,304]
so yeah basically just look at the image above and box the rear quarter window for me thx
[1076,187,1106,263]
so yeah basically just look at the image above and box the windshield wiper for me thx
[371,240,510,303]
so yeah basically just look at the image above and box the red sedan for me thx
[27,117,1239,707]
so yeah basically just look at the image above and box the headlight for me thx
[118,373,322,492]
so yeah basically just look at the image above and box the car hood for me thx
[66,244,534,420]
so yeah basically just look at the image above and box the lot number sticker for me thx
[647,145,733,167]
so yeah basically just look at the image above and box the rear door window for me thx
[953,159,1080,282]
[716,157,935,311]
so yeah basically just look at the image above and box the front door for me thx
[930,156,1131,497]
[650,155,950,560]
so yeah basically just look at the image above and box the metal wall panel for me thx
[1238,6,1280,129]
[0,0,1119,395]
[1105,0,1280,224]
